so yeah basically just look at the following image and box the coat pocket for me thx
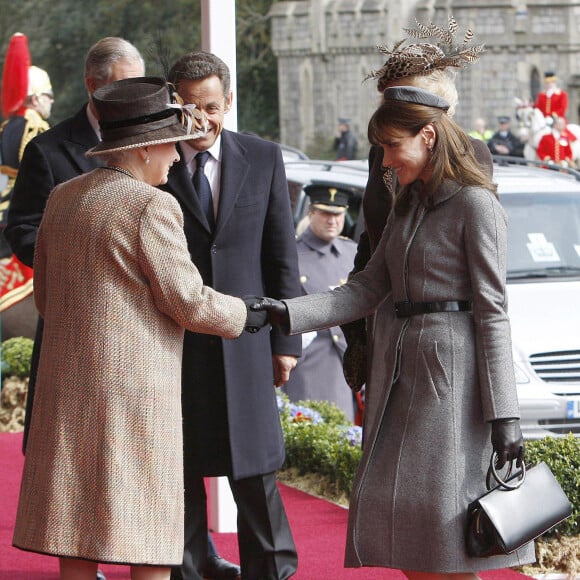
[420,340,451,400]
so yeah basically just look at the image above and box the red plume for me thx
[2,32,31,118]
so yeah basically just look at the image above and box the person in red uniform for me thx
[0,33,52,312]
[535,71,568,122]
[536,115,576,167]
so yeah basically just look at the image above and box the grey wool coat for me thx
[12,168,247,566]
[283,179,536,573]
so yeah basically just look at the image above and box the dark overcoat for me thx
[5,105,100,267]
[282,180,535,572]
[4,105,101,452]
[162,129,302,480]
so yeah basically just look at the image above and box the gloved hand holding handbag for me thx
[491,418,524,469]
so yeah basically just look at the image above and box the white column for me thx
[201,0,238,533]
[201,0,238,131]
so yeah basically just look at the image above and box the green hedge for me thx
[526,434,580,537]
[278,395,580,538]
[1,337,34,379]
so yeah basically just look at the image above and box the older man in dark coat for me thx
[163,51,301,580]
[4,37,145,448]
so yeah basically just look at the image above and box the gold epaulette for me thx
[18,109,50,161]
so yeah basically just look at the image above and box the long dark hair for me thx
[368,100,497,214]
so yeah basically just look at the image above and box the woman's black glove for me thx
[342,341,367,393]
[250,297,290,331]
[341,319,367,392]
[491,418,525,469]
[243,296,268,333]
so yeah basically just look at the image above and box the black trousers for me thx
[172,472,297,580]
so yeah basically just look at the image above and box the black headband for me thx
[383,86,450,111]
[99,108,177,131]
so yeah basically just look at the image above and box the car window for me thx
[501,193,580,278]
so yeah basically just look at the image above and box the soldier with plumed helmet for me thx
[0,33,53,259]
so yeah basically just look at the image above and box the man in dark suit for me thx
[5,36,145,267]
[164,51,301,580]
[5,38,243,580]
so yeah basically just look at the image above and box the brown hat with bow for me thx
[87,76,206,156]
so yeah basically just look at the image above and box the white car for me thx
[285,157,580,438]
[494,161,580,438]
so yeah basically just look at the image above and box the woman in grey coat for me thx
[251,86,535,578]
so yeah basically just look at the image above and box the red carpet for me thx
[0,432,534,579]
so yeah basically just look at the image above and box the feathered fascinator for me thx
[367,16,485,91]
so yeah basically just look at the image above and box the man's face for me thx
[176,75,232,151]
[102,58,145,88]
[554,117,566,132]
[34,92,54,120]
[308,208,345,242]
[87,57,145,117]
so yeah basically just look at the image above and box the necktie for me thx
[193,151,214,229]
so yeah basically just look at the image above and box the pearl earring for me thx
[145,157,151,165]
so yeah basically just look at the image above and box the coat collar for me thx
[166,130,251,235]
[62,105,102,174]
[300,227,340,256]
[410,178,464,209]
[166,146,207,229]
[211,130,250,233]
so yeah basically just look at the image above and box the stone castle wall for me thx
[270,0,580,156]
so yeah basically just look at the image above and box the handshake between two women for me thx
[242,296,289,334]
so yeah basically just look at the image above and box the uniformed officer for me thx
[0,33,53,259]
[535,71,569,122]
[284,183,358,421]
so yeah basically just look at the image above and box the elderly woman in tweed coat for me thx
[252,86,536,580]
[11,77,260,580]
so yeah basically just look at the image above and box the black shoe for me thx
[203,555,241,579]
[96,571,106,580]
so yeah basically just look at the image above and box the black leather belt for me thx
[394,300,472,318]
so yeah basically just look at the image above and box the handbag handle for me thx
[486,451,526,491]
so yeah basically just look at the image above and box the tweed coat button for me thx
[211,244,217,254]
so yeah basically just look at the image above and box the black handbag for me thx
[466,453,573,558]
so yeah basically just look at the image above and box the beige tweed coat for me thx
[283,180,536,573]
[12,168,247,566]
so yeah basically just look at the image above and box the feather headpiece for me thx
[366,16,485,91]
